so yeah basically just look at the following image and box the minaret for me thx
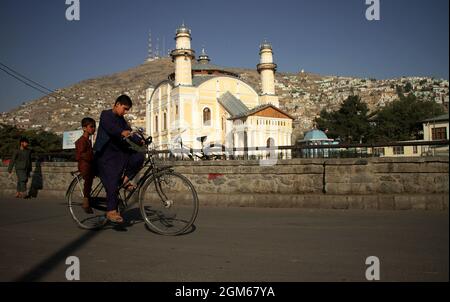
[257,40,279,106]
[170,23,195,86]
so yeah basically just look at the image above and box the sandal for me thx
[106,211,124,223]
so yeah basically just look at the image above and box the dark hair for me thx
[115,94,133,107]
[81,117,96,128]
[19,137,29,143]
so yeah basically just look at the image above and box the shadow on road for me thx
[13,207,140,281]
[118,208,197,236]
[13,228,101,282]
[143,221,197,236]
[13,206,197,281]
[27,159,43,199]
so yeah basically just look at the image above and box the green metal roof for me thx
[230,104,270,119]
[191,76,214,87]
[192,63,226,71]
[217,92,249,117]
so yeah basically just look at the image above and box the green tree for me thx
[0,124,62,157]
[315,95,371,143]
[404,82,413,93]
[371,94,445,142]
[396,85,404,97]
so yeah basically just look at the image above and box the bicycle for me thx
[66,132,199,236]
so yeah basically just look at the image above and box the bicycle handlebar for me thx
[122,130,153,154]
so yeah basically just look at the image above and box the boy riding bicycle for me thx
[93,95,145,223]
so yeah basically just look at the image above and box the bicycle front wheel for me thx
[139,171,199,235]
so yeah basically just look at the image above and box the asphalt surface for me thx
[0,196,448,282]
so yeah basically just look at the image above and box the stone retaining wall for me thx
[0,157,448,210]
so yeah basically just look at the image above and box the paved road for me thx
[0,196,448,282]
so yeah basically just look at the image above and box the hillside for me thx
[1,57,448,142]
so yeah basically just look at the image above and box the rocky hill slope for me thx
[1,57,448,142]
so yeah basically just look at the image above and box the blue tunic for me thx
[94,109,144,211]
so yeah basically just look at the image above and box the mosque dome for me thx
[198,48,210,64]
[176,23,191,35]
[260,40,272,51]
[303,129,330,141]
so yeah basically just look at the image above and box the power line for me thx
[0,65,53,96]
[0,62,55,94]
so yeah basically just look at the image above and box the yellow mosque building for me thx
[145,24,293,157]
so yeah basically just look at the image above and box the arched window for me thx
[203,107,211,126]
[163,112,167,130]
[155,115,158,132]
[266,137,275,159]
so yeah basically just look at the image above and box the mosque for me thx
[145,24,293,157]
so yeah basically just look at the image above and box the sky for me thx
[0,0,448,113]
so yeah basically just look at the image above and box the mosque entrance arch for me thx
[266,137,275,148]
[266,137,276,159]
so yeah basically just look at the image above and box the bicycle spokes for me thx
[67,175,107,230]
[139,171,198,235]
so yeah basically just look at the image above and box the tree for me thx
[371,94,445,142]
[0,124,62,157]
[404,82,413,93]
[396,85,404,97]
[315,95,371,143]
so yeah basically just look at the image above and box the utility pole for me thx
[147,30,154,62]
[155,37,160,59]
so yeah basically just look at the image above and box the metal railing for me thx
[1,140,448,164]
[153,139,450,161]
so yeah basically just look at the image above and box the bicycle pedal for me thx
[164,200,174,208]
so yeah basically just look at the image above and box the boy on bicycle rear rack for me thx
[75,117,96,213]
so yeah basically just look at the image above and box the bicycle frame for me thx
[114,147,175,209]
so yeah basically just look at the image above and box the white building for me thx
[145,24,294,158]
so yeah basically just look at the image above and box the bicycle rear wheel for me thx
[66,175,108,230]
[139,171,199,235]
